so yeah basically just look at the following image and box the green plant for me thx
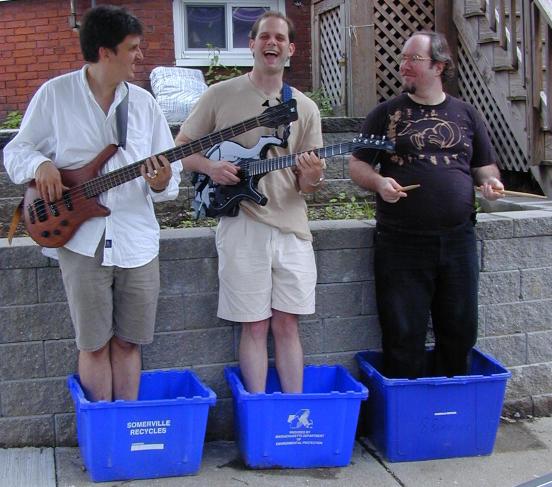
[204,44,242,86]
[307,192,375,221]
[0,111,23,129]
[304,88,334,117]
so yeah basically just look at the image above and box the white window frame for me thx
[173,0,286,67]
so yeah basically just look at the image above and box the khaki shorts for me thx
[57,240,160,352]
[216,212,317,322]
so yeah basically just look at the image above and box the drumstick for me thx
[475,186,547,199]
[399,184,421,192]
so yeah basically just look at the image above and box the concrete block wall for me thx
[1,204,552,447]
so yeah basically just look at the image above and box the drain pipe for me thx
[69,0,96,30]
[69,0,79,29]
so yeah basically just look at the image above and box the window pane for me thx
[186,6,226,49]
[232,7,269,48]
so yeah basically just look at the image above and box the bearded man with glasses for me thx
[349,31,504,379]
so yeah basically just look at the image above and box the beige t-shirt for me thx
[181,74,323,241]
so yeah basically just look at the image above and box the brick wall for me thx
[1,208,552,447]
[0,0,314,122]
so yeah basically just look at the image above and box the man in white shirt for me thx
[3,6,182,401]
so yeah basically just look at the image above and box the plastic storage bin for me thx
[225,365,368,469]
[355,348,511,462]
[68,370,216,482]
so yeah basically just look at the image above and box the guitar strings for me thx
[32,135,383,222]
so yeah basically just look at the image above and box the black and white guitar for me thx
[191,134,394,219]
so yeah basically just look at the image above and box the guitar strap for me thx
[279,83,292,148]
[115,82,129,150]
[7,82,130,246]
[7,199,23,245]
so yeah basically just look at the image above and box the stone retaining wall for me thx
[1,200,552,447]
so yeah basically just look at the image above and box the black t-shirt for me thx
[353,94,497,232]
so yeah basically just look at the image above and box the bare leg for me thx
[239,319,270,393]
[78,343,112,401]
[111,336,141,400]
[271,309,303,393]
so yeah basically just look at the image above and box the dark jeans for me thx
[374,222,479,379]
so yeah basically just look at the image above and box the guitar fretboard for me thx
[246,141,370,176]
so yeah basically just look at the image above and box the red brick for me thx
[27,18,50,27]
[16,41,37,50]
[14,10,36,21]
[13,49,35,58]
[6,79,24,88]
[36,25,58,34]
[15,56,37,65]
[14,27,35,36]
[12,34,28,43]
[5,20,27,29]
[6,65,26,73]
[17,72,39,81]
[12,95,30,103]
[0,73,17,81]
[27,34,45,41]
[34,63,51,72]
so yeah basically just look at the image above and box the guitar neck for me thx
[248,142,356,176]
[85,115,271,196]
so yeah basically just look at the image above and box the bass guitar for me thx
[192,134,394,218]
[19,99,298,248]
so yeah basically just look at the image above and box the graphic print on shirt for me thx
[388,108,464,166]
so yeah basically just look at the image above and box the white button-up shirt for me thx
[4,66,182,268]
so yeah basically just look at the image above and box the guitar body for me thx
[23,144,118,248]
[202,135,284,217]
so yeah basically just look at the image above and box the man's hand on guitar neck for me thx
[294,151,325,194]
[140,155,172,193]
[35,161,69,203]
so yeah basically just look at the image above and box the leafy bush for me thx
[204,44,242,86]
[308,192,375,220]
[304,88,334,117]
[0,111,23,129]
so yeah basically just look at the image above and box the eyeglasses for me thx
[398,54,432,63]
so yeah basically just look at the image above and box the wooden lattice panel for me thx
[374,0,435,102]
[319,7,343,108]
[457,43,529,172]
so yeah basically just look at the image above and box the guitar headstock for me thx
[260,99,299,128]
[352,134,395,152]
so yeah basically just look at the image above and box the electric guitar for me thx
[19,99,298,248]
[192,134,394,218]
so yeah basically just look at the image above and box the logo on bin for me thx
[287,408,313,429]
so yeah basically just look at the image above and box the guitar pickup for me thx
[63,192,74,211]
[33,198,48,222]
[48,202,60,217]
[27,205,36,224]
